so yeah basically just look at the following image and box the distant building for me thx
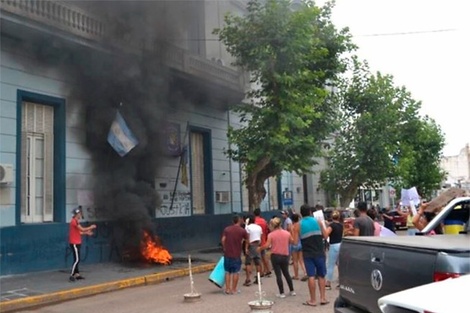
[440,143,470,191]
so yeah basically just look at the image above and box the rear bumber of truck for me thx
[335,234,470,313]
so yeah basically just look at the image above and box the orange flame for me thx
[140,231,172,265]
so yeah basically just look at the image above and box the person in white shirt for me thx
[243,215,263,286]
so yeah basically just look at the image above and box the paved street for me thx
[2,231,409,312]
[16,270,339,313]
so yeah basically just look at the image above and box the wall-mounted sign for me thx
[165,122,181,156]
[282,190,293,206]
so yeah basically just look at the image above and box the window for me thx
[21,102,54,223]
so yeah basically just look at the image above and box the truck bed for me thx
[342,233,470,253]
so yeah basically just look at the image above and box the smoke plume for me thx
[33,1,196,254]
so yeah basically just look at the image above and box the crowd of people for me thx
[219,199,444,304]
[220,204,345,305]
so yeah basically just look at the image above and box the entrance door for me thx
[189,129,213,215]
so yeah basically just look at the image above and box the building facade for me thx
[0,0,315,275]
[0,0,247,275]
[440,143,470,191]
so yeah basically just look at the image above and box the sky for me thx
[318,0,469,156]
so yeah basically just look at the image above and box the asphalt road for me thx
[18,271,339,313]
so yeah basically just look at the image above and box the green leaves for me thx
[394,116,445,198]
[320,59,446,206]
[215,0,353,208]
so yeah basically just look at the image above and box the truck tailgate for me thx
[337,235,470,313]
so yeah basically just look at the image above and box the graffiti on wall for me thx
[156,191,191,218]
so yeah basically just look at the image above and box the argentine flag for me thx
[107,111,139,157]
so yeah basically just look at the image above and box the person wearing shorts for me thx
[290,213,307,281]
[221,215,248,294]
[254,208,272,277]
[298,204,328,306]
[244,215,263,285]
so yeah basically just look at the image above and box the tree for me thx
[320,59,424,207]
[214,0,354,210]
[393,116,446,199]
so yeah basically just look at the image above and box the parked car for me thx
[388,210,407,230]
[378,274,470,313]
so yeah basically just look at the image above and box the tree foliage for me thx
[214,0,354,210]
[393,116,446,199]
[320,58,436,207]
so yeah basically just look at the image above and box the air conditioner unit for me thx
[0,164,13,184]
[215,191,230,203]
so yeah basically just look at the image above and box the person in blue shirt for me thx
[297,204,329,307]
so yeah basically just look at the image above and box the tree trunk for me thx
[247,178,267,211]
[340,183,359,208]
[246,156,273,212]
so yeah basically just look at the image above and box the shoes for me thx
[325,284,332,290]
[292,276,299,280]
[254,278,261,285]
[243,280,252,286]
[289,291,296,296]
[70,274,84,282]
[276,293,286,298]
[301,275,309,282]
[264,271,272,277]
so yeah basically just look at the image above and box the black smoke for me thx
[32,1,197,255]
[70,1,195,253]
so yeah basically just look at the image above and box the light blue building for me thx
[0,0,326,276]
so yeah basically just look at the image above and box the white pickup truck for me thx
[378,274,470,313]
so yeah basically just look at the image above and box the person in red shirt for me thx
[253,208,272,277]
[69,207,96,282]
[221,215,249,294]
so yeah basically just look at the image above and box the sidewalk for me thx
[0,249,222,312]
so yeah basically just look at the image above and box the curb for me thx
[0,263,216,313]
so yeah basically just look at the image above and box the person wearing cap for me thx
[69,206,96,282]
[281,210,293,232]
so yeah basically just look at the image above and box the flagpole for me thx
[169,121,190,212]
